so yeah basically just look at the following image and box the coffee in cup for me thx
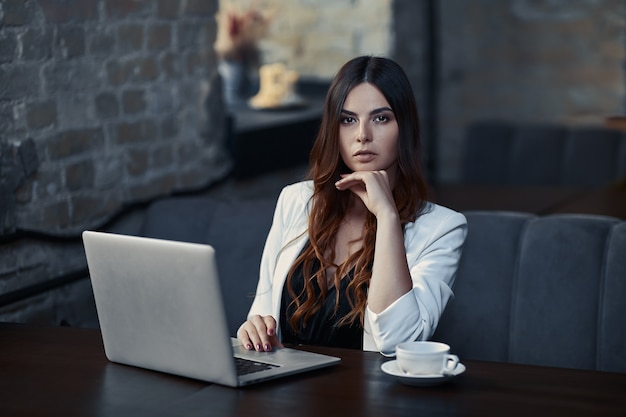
[396,341,459,376]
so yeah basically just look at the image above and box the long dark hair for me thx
[286,56,429,331]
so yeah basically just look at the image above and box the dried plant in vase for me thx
[214,1,274,104]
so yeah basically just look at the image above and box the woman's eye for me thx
[341,116,355,124]
[374,115,389,123]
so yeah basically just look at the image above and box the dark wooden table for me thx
[548,185,626,219]
[2,323,625,417]
[431,184,587,214]
[431,184,626,220]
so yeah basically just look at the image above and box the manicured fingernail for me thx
[264,344,271,351]
[256,344,262,351]
[245,343,252,350]
[268,329,274,336]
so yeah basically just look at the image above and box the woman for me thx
[237,56,467,356]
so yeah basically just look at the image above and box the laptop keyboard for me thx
[235,357,279,376]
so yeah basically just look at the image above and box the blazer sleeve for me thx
[246,183,311,322]
[246,190,289,320]
[364,205,468,356]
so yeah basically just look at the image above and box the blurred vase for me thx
[218,60,252,106]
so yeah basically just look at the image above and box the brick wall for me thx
[0,0,228,325]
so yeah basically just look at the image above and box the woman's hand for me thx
[336,169,413,313]
[334,170,397,218]
[237,315,283,352]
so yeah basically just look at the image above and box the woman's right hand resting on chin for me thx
[237,315,283,352]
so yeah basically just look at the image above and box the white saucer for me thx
[381,360,466,387]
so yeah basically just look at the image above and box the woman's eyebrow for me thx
[371,107,393,115]
[341,107,394,116]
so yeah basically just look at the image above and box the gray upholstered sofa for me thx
[432,211,626,373]
[140,196,626,373]
[461,121,626,186]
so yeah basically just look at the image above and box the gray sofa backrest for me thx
[141,197,626,372]
[462,121,626,186]
[433,211,626,373]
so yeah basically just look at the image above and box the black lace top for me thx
[280,247,363,349]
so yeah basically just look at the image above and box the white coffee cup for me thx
[396,341,459,376]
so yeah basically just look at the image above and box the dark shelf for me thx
[226,91,326,179]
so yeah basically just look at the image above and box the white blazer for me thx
[247,181,467,356]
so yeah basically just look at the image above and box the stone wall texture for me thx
[1,0,229,235]
[0,0,228,325]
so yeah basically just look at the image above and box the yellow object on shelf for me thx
[249,63,306,109]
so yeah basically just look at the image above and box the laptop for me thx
[82,230,340,387]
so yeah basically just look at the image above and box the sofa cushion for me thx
[508,124,566,185]
[511,215,616,369]
[562,127,624,186]
[433,211,531,363]
[600,222,626,371]
[462,121,626,186]
[461,121,515,185]
[434,211,626,372]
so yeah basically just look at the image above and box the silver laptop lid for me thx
[83,231,239,387]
